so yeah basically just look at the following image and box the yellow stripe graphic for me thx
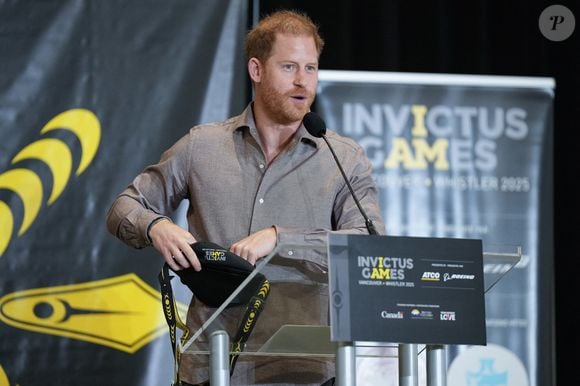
[0,108,101,256]
[11,138,73,205]
[40,109,100,175]
[0,169,43,236]
[0,202,13,258]
[0,364,9,386]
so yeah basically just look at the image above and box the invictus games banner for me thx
[0,1,248,385]
[316,70,554,386]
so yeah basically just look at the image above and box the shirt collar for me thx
[235,103,321,148]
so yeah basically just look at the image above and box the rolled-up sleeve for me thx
[105,133,190,249]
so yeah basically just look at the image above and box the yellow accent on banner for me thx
[0,169,43,236]
[384,138,449,170]
[0,202,13,257]
[412,138,450,170]
[40,109,101,175]
[0,274,187,354]
[0,365,9,386]
[411,105,428,137]
[0,108,101,256]
[11,138,73,204]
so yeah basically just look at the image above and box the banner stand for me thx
[316,69,554,386]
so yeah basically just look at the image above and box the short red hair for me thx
[245,10,325,62]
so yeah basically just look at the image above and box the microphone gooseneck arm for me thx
[320,134,379,236]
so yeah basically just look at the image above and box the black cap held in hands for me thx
[174,241,264,308]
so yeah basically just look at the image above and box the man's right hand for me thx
[148,219,200,272]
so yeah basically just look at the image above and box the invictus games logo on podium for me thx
[357,254,415,287]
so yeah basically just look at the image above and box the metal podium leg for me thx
[399,344,418,386]
[336,341,356,386]
[210,330,230,386]
[426,345,446,386]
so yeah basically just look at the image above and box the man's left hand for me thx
[229,226,277,265]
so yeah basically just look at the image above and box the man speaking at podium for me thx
[106,10,385,386]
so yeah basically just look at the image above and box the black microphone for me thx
[302,111,379,235]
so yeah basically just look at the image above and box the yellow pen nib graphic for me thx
[0,108,100,256]
[0,274,187,354]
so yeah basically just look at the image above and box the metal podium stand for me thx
[175,239,521,386]
[392,246,522,386]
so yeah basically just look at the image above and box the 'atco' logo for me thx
[421,271,440,281]
[0,109,101,256]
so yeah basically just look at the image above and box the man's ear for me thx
[248,57,261,83]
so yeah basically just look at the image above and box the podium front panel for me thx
[328,234,487,345]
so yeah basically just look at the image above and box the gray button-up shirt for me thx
[107,104,384,264]
[106,104,385,384]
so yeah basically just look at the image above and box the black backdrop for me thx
[258,0,578,384]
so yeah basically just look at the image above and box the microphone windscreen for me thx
[303,112,327,138]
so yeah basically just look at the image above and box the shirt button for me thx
[259,163,265,169]
[259,198,264,204]
[288,250,294,256]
